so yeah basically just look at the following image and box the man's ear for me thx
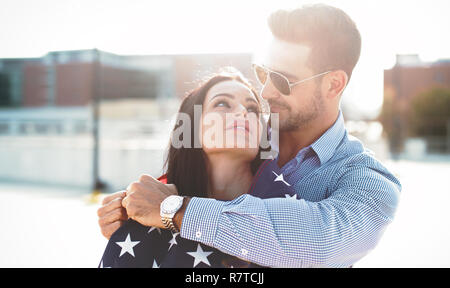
[325,70,348,99]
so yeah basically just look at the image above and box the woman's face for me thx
[200,80,262,160]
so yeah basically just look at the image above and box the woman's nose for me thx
[234,103,248,117]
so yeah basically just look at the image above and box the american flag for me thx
[98,159,297,268]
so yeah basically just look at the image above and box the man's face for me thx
[261,39,325,131]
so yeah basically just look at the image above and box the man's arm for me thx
[175,165,401,268]
[174,197,190,231]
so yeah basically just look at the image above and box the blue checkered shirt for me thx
[180,111,402,267]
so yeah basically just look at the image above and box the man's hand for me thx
[122,174,178,228]
[97,190,128,239]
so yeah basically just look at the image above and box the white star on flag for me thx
[187,244,213,267]
[152,259,160,268]
[272,171,291,186]
[148,226,161,234]
[115,233,140,257]
[285,193,298,199]
[168,232,179,251]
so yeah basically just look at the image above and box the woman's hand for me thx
[97,191,128,239]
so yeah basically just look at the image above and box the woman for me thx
[98,68,297,268]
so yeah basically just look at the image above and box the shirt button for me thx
[241,248,248,256]
[196,231,202,238]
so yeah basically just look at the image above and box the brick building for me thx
[384,55,450,111]
[0,49,253,108]
[383,55,450,153]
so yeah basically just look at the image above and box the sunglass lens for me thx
[254,65,268,85]
[270,73,290,95]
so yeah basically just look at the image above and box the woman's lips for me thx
[226,120,250,133]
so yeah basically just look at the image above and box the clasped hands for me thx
[97,174,178,239]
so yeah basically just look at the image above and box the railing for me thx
[0,119,91,136]
[0,118,172,192]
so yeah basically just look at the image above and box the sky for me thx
[1,0,449,118]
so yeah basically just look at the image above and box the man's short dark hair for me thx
[268,4,361,80]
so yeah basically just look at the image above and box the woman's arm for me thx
[97,190,128,239]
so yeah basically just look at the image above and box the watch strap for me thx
[162,216,179,233]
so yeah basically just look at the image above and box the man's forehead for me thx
[263,39,312,77]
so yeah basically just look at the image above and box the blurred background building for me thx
[381,55,450,158]
[0,49,252,191]
[1,49,450,192]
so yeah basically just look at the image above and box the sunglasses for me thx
[252,64,331,96]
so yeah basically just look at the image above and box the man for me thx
[97,4,401,267]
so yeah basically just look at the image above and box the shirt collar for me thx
[308,110,346,166]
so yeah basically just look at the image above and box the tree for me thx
[379,87,404,155]
[409,88,450,137]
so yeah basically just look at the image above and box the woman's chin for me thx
[203,145,259,160]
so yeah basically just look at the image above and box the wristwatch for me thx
[160,195,184,233]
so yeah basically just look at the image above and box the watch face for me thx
[162,195,182,214]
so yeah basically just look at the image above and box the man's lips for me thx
[268,101,289,112]
[269,105,286,112]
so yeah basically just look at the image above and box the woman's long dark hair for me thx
[164,69,268,198]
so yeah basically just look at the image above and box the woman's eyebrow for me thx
[208,93,235,102]
[209,93,258,106]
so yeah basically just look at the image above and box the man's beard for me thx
[269,87,324,131]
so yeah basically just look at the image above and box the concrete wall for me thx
[0,105,175,193]
[0,134,168,192]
